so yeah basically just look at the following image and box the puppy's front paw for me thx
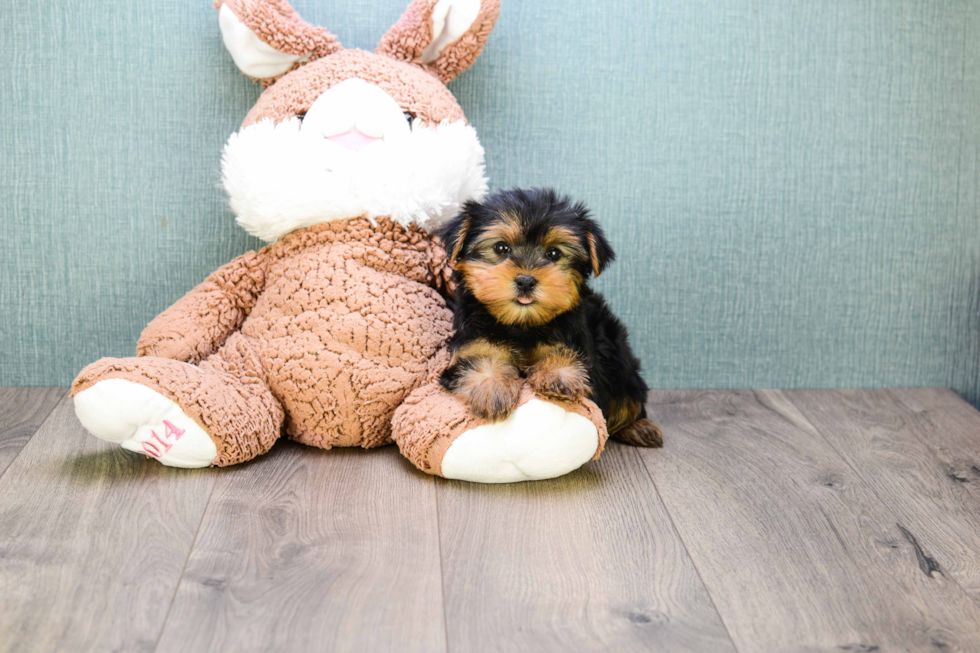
[449,359,522,422]
[464,375,522,421]
[528,362,590,402]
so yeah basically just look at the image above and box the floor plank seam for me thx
[151,470,219,653]
[780,391,980,614]
[631,442,741,652]
[0,388,68,483]
[433,477,452,653]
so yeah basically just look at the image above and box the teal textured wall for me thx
[2,1,979,404]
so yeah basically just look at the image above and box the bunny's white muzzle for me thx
[221,79,488,242]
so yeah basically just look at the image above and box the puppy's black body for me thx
[438,188,662,447]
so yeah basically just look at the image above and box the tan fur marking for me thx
[449,214,472,263]
[479,212,523,245]
[526,344,590,402]
[532,264,581,319]
[606,397,643,435]
[614,417,664,447]
[586,231,602,278]
[458,258,582,327]
[453,354,521,421]
[541,225,578,250]
[451,338,513,366]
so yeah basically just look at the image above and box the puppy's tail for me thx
[612,418,663,448]
[606,398,663,447]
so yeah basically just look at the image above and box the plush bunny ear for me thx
[377,0,501,84]
[215,0,342,81]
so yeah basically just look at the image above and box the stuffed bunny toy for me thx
[72,0,609,483]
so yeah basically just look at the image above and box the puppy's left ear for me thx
[438,211,473,265]
[583,220,615,278]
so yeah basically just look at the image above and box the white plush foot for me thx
[73,379,217,468]
[440,399,599,483]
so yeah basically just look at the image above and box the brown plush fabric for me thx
[243,49,466,128]
[74,333,284,467]
[426,0,500,83]
[391,382,609,476]
[73,218,454,463]
[377,0,502,83]
[376,0,437,66]
[137,250,269,364]
[216,0,342,85]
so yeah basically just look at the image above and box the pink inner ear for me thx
[325,131,381,151]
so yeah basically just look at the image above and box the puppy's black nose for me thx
[515,275,538,293]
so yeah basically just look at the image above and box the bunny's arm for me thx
[136,250,270,363]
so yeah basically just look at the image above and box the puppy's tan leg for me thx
[615,418,664,447]
[607,397,663,447]
[526,344,590,402]
[447,339,522,421]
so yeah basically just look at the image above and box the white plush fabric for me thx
[221,85,488,241]
[74,379,218,469]
[440,399,600,483]
[218,5,307,79]
[301,78,414,143]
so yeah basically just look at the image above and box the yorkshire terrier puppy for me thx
[437,188,663,447]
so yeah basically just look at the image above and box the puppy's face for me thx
[441,189,615,327]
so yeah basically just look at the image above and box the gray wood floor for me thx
[2,388,980,652]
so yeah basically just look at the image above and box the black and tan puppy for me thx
[437,188,662,447]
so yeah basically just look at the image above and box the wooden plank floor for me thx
[2,388,980,652]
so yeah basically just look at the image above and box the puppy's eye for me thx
[403,110,416,124]
[493,242,511,255]
[544,247,562,261]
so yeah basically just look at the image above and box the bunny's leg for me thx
[72,333,283,468]
[392,382,608,483]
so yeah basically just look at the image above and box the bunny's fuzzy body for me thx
[74,219,454,464]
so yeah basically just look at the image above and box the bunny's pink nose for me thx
[326,130,380,151]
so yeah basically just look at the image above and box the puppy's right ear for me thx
[582,218,615,278]
[438,212,473,265]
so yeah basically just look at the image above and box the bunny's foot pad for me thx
[392,383,608,483]
[74,379,217,468]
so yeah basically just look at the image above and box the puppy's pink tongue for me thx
[518,297,534,305]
